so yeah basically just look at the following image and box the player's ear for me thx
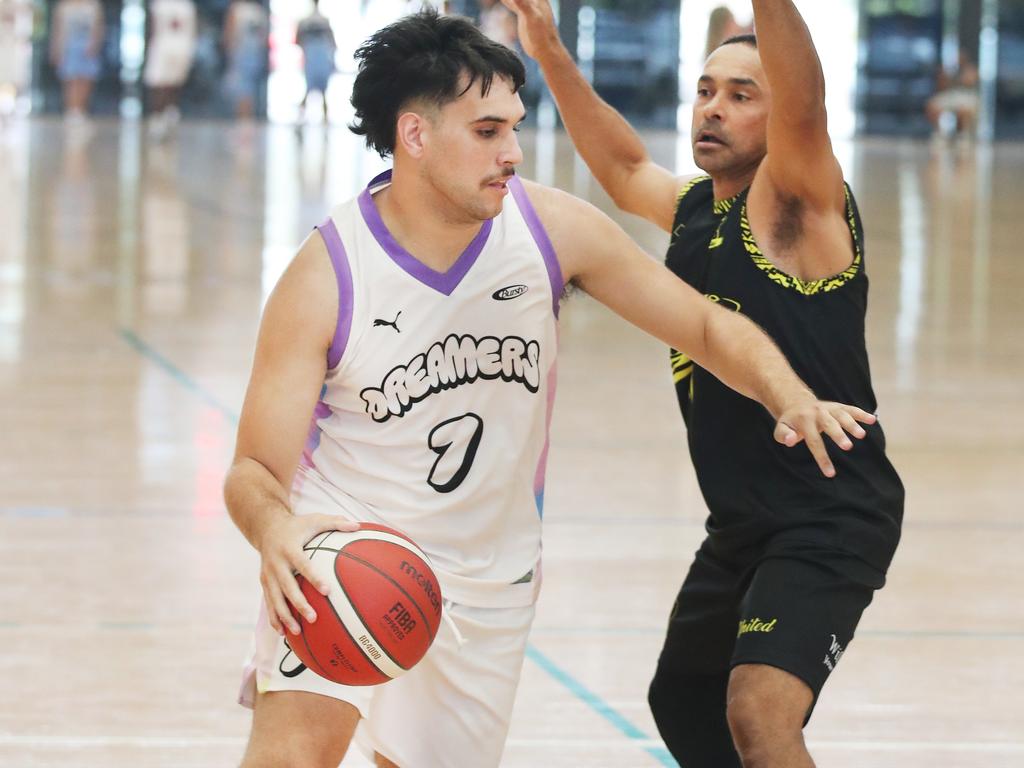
[396,111,429,159]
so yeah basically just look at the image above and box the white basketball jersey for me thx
[294,171,562,609]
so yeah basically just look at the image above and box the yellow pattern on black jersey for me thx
[713,195,738,215]
[709,215,728,250]
[671,175,712,244]
[738,186,862,295]
[670,348,692,384]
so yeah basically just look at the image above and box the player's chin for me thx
[475,191,506,218]
[692,148,730,173]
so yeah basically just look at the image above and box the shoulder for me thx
[676,174,713,202]
[514,178,615,248]
[263,229,338,350]
[675,174,713,211]
[514,177,650,285]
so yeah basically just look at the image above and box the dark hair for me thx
[350,10,526,158]
[717,33,758,50]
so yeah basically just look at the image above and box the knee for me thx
[240,750,333,768]
[726,689,773,758]
[725,679,807,763]
[241,735,345,768]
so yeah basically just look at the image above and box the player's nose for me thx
[500,132,524,167]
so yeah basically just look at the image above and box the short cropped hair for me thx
[717,33,758,50]
[350,9,526,158]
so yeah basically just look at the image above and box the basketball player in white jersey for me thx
[225,10,876,768]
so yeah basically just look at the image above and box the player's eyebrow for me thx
[471,112,528,125]
[699,75,761,90]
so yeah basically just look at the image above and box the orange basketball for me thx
[289,524,443,686]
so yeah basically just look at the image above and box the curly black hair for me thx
[350,9,526,158]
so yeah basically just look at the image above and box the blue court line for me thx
[120,328,676,765]
[1,506,70,518]
[525,645,678,766]
[119,329,238,424]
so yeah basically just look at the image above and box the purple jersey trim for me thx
[357,169,492,297]
[315,218,354,370]
[507,175,564,318]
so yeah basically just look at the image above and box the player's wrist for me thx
[770,383,817,421]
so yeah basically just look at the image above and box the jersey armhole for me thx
[507,176,565,318]
[314,218,354,370]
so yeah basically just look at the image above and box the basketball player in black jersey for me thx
[504,1,905,766]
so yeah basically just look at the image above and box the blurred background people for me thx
[50,0,105,124]
[144,0,197,140]
[704,5,751,59]
[478,0,517,50]
[926,52,980,143]
[223,0,268,121]
[296,0,336,124]
[0,0,33,124]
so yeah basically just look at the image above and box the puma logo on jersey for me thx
[361,333,542,422]
[373,311,402,333]
[492,284,528,301]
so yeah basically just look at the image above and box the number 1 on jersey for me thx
[427,413,484,493]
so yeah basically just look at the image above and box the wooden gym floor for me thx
[0,117,1021,767]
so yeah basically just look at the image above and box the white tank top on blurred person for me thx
[294,170,562,609]
[148,0,196,46]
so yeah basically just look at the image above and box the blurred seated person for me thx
[926,52,979,141]
[704,5,751,60]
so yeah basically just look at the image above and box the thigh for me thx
[655,540,744,677]
[358,602,536,768]
[242,690,360,768]
[731,555,879,716]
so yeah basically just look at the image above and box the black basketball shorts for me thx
[654,536,885,716]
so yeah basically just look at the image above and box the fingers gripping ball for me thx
[289,524,443,686]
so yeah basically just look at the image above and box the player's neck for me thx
[711,165,758,202]
[374,175,485,274]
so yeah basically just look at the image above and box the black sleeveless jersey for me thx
[665,176,903,570]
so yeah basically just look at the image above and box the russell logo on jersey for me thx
[492,284,528,301]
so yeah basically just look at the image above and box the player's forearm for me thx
[223,457,293,552]
[751,0,824,115]
[532,41,653,206]
[699,305,815,419]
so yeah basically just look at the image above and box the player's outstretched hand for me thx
[257,513,359,636]
[501,0,558,61]
[773,402,876,478]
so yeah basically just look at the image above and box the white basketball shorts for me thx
[238,477,537,766]
[240,598,535,767]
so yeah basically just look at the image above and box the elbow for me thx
[223,455,252,506]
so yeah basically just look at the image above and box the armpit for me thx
[771,192,805,252]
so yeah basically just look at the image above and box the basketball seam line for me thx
[338,549,439,639]
[319,573,392,683]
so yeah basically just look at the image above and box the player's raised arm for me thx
[224,233,358,637]
[530,180,874,477]
[751,0,845,213]
[501,0,683,231]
